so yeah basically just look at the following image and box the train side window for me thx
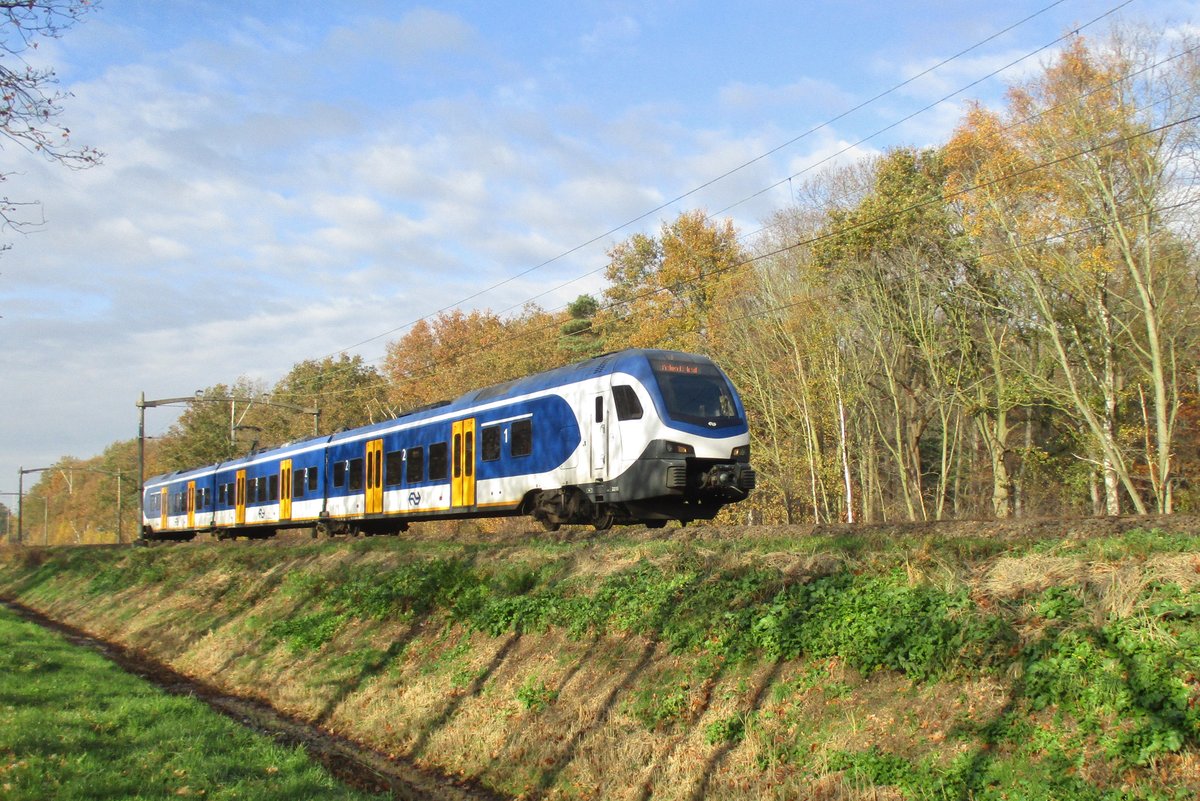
[385,450,404,486]
[293,469,306,499]
[429,442,448,480]
[406,447,424,484]
[218,485,226,506]
[348,458,364,491]
[613,385,643,420]
[595,396,604,423]
[257,478,267,503]
[269,475,279,502]
[333,461,346,488]
[511,419,532,457]
[308,467,318,492]
[481,426,501,461]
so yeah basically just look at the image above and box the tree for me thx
[945,33,1200,515]
[382,304,567,411]
[1,0,103,233]
[558,294,605,359]
[156,379,265,471]
[814,148,972,521]
[257,354,389,445]
[599,210,747,352]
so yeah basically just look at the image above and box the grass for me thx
[2,523,1199,799]
[0,605,389,801]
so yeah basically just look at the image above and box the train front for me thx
[622,350,756,522]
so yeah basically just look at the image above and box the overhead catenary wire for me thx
[279,108,1200,410]
[490,2,1179,325]
[262,2,1127,409]
[314,0,1087,363]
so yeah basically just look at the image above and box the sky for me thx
[2,0,1197,496]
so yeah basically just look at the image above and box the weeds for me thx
[515,675,558,711]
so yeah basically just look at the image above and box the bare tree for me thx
[1,0,103,233]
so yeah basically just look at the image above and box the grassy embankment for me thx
[0,604,389,801]
[1,520,1199,800]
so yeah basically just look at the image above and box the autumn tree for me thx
[599,210,747,351]
[383,304,567,411]
[255,354,389,445]
[945,33,1200,515]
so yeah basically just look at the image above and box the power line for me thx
[246,6,1185,409]
[292,109,1200,408]
[316,0,1082,362]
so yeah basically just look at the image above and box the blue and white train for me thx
[140,349,756,541]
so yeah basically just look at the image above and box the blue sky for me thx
[2,0,1197,495]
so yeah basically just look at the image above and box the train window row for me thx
[292,467,319,498]
[155,486,213,515]
[481,419,533,462]
[325,419,535,490]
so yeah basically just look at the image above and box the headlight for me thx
[664,441,695,455]
[731,445,750,459]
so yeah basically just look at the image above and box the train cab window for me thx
[481,426,501,461]
[308,467,318,492]
[385,450,404,486]
[293,469,306,499]
[613,385,643,420]
[348,458,364,491]
[429,442,448,480]
[511,419,532,457]
[406,447,424,484]
[333,461,346,488]
[269,475,279,502]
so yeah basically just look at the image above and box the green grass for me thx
[0,606,389,801]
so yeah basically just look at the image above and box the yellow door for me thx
[235,470,247,525]
[366,439,384,514]
[160,487,168,531]
[452,418,476,508]
[187,481,196,528]
[280,460,292,521]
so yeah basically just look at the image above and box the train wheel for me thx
[592,508,614,531]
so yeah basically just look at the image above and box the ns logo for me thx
[407,491,422,507]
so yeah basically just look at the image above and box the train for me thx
[139,349,756,541]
